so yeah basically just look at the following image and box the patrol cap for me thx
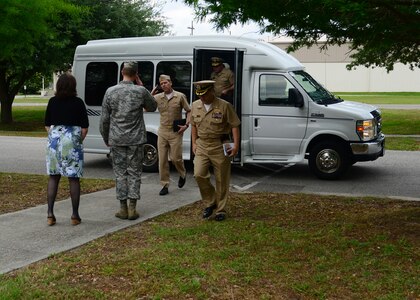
[211,57,223,67]
[193,80,215,96]
[159,74,171,83]
[123,61,138,72]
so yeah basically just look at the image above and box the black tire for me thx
[143,135,159,172]
[308,142,350,180]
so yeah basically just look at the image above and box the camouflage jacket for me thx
[100,81,157,146]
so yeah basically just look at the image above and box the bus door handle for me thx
[254,118,259,128]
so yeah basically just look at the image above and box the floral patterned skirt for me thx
[46,125,84,177]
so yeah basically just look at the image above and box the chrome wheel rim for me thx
[316,149,341,174]
[143,143,158,167]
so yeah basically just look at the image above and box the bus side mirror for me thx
[289,88,304,108]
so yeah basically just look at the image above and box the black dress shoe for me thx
[203,204,217,218]
[178,176,186,188]
[159,186,168,196]
[215,214,226,221]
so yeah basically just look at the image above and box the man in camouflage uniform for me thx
[153,74,191,196]
[191,80,240,221]
[100,62,157,220]
[210,57,235,103]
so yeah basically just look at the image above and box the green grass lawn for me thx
[0,192,418,299]
[386,137,420,151]
[13,97,49,104]
[0,107,46,136]
[382,110,420,135]
[0,173,115,214]
[334,92,420,104]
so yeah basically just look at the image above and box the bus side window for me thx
[259,74,294,106]
[156,61,192,103]
[85,62,118,106]
[119,61,154,92]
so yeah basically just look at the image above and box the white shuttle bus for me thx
[72,36,385,179]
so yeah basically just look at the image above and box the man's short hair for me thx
[122,61,138,77]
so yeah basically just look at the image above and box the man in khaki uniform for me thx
[153,74,191,196]
[210,57,235,103]
[191,80,240,221]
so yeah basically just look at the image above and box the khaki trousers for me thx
[194,138,231,214]
[158,127,186,187]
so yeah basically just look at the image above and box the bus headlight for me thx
[356,119,375,141]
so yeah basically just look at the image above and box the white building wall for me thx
[271,42,420,92]
[368,64,420,92]
[303,63,420,92]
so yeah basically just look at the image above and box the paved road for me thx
[1,136,419,200]
[230,158,420,200]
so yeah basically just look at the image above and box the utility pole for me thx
[187,21,195,36]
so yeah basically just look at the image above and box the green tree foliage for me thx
[0,0,168,124]
[184,0,420,71]
[69,0,168,45]
[0,0,82,123]
[18,73,49,95]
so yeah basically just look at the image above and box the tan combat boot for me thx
[128,199,139,220]
[115,200,128,219]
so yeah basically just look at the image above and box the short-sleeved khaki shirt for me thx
[191,97,240,140]
[211,68,234,97]
[154,90,190,127]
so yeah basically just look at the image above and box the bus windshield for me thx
[291,71,342,105]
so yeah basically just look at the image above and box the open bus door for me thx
[193,48,243,163]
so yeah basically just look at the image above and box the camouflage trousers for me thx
[110,144,144,201]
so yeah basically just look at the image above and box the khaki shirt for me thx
[211,68,234,97]
[191,97,240,140]
[154,90,190,128]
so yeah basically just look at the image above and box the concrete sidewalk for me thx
[0,183,201,274]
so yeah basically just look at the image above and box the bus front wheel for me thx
[308,142,350,180]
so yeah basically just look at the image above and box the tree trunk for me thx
[0,68,25,124]
[0,99,13,124]
[0,69,14,124]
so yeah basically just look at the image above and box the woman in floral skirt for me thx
[44,73,89,226]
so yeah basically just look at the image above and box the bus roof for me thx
[74,35,303,71]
